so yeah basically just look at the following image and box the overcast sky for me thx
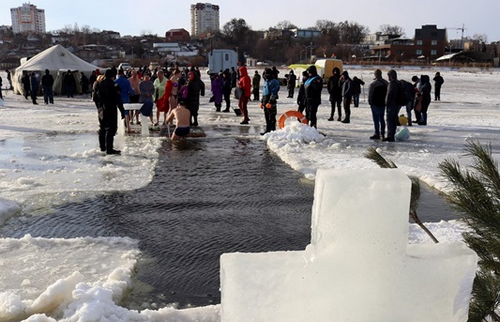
[2,0,498,42]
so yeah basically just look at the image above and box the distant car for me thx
[118,63,131,70]
[149,62,160,71]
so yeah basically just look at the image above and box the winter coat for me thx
[252,73,261,90]
[99,77,125,119]
[115,75,134,104]
[237,66,251,98]
[385,70,400,107]
[222,69,232,95]
[30,75,39,92]
[287,72,297,89]
[433,75,444,87]
[184,72,205,113]
[41,73,54,88]
[327,68,342,101]
[368,77,388,107]
[211,76,223,104]
[139,80,155,103]
[304,65,323,106]
[352,77,365,94]
[419,75,432,110]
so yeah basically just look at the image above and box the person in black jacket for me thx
[222,69,232,112]
[368,69,388,140]
[30,72,39,105]
[340,71,353,123]
[22,73,31,99]
[286,70,297,98]
[418,74,432,125]
[297,71,308,114]
[383,69,402,142]
[327,67,342,121]
[184,70,205,127]
[41,69,54,104]
[304,65,323,128]
[433,72,444,101]
[352,76,365,107]
[97,69,125,155]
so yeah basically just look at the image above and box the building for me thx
[10,3,46,34]
[190,3,220,37]
[367,25,447,62]
[165,28,191,42]
[414,25,446,60]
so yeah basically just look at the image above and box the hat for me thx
[342,70,349,77]
[105,69,114,78]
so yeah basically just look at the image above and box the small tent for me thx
[12,44,100,96]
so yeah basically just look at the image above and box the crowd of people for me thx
[5,62,445,154]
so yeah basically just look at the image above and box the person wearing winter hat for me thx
[41,69,54,104]
[340,70,353,123]
[304,65,323,128]
[97,69,125,155]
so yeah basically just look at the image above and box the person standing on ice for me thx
[433,71,444,101]
[183,70,205,127]
[417,74,432,125]
[286,70,297,98]
[222,69,232,112]
[237,65,251,124]
[30,72,39,105]
[340,71,353,123]
[327,67,342,121]
[252,70,261,101]
[297,70,309,115]
[98,69,125,155]
[368,69,388,140]
[383,69,402,142]
[260,68,280,135]
[41,69,54,104]
[304,65,323,128]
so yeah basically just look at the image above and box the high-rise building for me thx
[11,3,46,34]
[190,3,219,37]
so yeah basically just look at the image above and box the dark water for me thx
[1,127,457,309]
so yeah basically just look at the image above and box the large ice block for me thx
[220,169,478,322]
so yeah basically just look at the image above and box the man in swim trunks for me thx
[166,101,191,140]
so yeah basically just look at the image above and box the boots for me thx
[106,132,120,155]
[98,130,106,152]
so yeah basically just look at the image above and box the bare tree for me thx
[378,24,405,37]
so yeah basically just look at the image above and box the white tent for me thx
[12,44,100,95]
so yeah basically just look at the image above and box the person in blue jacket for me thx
[114,69,134,132]
[260,68,280,135]
[304,65,323,128]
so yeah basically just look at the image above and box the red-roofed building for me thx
[165,28,190,42]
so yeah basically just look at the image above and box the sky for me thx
[1,0,499,42]
[0,65,498,321]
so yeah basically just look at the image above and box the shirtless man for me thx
[165,101,191,140]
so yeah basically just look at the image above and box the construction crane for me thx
[447,24,466,49]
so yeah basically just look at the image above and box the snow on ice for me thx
[0,66,499,321]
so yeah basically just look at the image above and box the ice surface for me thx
[221,169,478,322]
[0,67,495,321]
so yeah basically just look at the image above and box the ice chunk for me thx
[220,169,478,322]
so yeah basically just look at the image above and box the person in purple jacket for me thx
[211,73,223,112]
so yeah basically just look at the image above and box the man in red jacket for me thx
[237,66,251,124]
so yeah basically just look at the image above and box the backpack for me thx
[396,81,409,106]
